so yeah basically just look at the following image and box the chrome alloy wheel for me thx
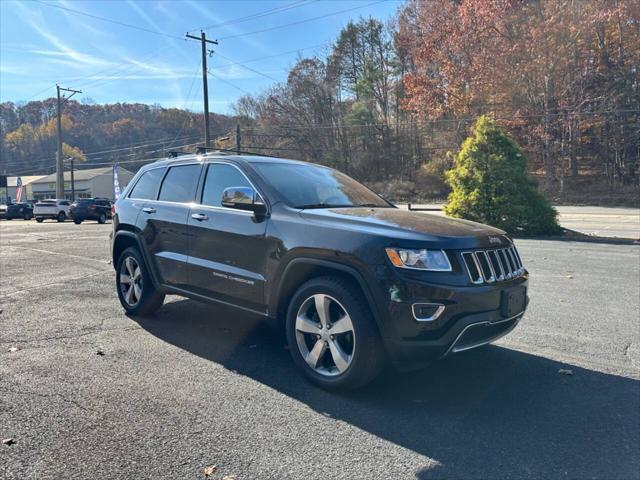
[119,256,143,307]
[295,294,355,377]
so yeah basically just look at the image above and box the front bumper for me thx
[373,271,529,368]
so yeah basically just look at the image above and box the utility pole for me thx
[236,123,241,154]
[69,157,75,201]
[186,31,218,147]
[56,85,81,199]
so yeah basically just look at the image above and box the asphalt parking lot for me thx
[1,219,639,480]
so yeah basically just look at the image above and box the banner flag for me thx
[113,164,121,200]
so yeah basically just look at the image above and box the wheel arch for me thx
[112,230,162,289]
[271,258,386,337]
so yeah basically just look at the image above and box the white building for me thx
[27,167,135,201]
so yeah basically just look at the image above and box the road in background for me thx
[399,204,640,239]
[1,220,639,479]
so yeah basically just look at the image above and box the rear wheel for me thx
[285,276,385,391]
[116,247,165,316]
[97,212,107,224]
[36,217,43,223]
[57,211,66,222]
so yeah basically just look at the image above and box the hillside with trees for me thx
[1,0,638,206]
[0,100,237,176]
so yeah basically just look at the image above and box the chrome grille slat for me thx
[461,245,524,284]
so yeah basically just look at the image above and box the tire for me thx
[23,213,31,220]
[285,276,385,391]
[74,219,82,224]
[97,212,107,224]
[116,247,165,317]
[36,217,43,223]
[57,211,66,222]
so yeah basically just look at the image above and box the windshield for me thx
[253,162,392,209]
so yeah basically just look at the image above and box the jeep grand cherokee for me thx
[111,153,528,391]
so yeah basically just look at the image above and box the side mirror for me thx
[221,186,266,215]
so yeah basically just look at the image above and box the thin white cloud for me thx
[19,4,112,68]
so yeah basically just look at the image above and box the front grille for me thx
[461,245,524,284]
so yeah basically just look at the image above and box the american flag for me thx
[15,177,23,202]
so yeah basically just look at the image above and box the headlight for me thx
[385,248,452,271]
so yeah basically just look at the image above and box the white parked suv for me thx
[34,199,71,223]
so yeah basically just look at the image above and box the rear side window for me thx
[201,164,252,207]
[129,168,165,200]
[158,164,201,203]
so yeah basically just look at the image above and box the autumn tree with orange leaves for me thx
[399,0,639,190]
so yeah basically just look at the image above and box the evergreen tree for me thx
[445,116,561,235]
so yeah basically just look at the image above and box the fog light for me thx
[412,303,445,322]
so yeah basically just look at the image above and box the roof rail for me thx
[196,146,260,156]
[167,150,191,158]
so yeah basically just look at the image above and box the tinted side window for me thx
[129,168,165,200]
[158,164,201,203]
[201,164,252,207]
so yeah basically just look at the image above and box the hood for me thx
[300,207,509,248]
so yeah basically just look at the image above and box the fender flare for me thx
[270,257,388,336]
[112,230,162,289]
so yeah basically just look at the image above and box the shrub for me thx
[415,155,452,199]
[445,116,561,235]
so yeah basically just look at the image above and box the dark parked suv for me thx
[1,202,33,220]
[111,153,528,390]
[70,198,112,224]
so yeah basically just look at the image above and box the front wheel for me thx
[36,217,44,223]
[116,247,165,316]
[285,276,385,391]
[24,212,32,220]
[57,211,66,222]
[97,212,107,224]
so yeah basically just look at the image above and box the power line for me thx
[217,0,389,41]
[211,41,332,69]
[207,70,251,95]
[32,0,184,40]
[167,58,203,149]
[239,108,640,132]
[3,134,202,168]
[195,0,316,32]
[6,140,202,177]
[214,52,279,82]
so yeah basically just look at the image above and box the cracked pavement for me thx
[1,220,639,479]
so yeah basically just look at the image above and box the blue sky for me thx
[0,0,400,114]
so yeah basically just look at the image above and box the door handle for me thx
[191,213,208,222]
[142,207,156,214]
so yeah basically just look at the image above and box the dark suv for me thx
[70,198,112,224]
[1,202,33,220]
[111,153,528,390]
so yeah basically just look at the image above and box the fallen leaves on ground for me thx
[203,465,217,477]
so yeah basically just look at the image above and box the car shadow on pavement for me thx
[135,299,640,480]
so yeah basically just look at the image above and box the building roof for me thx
[32,166,133,184]
[6,175,47,187]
